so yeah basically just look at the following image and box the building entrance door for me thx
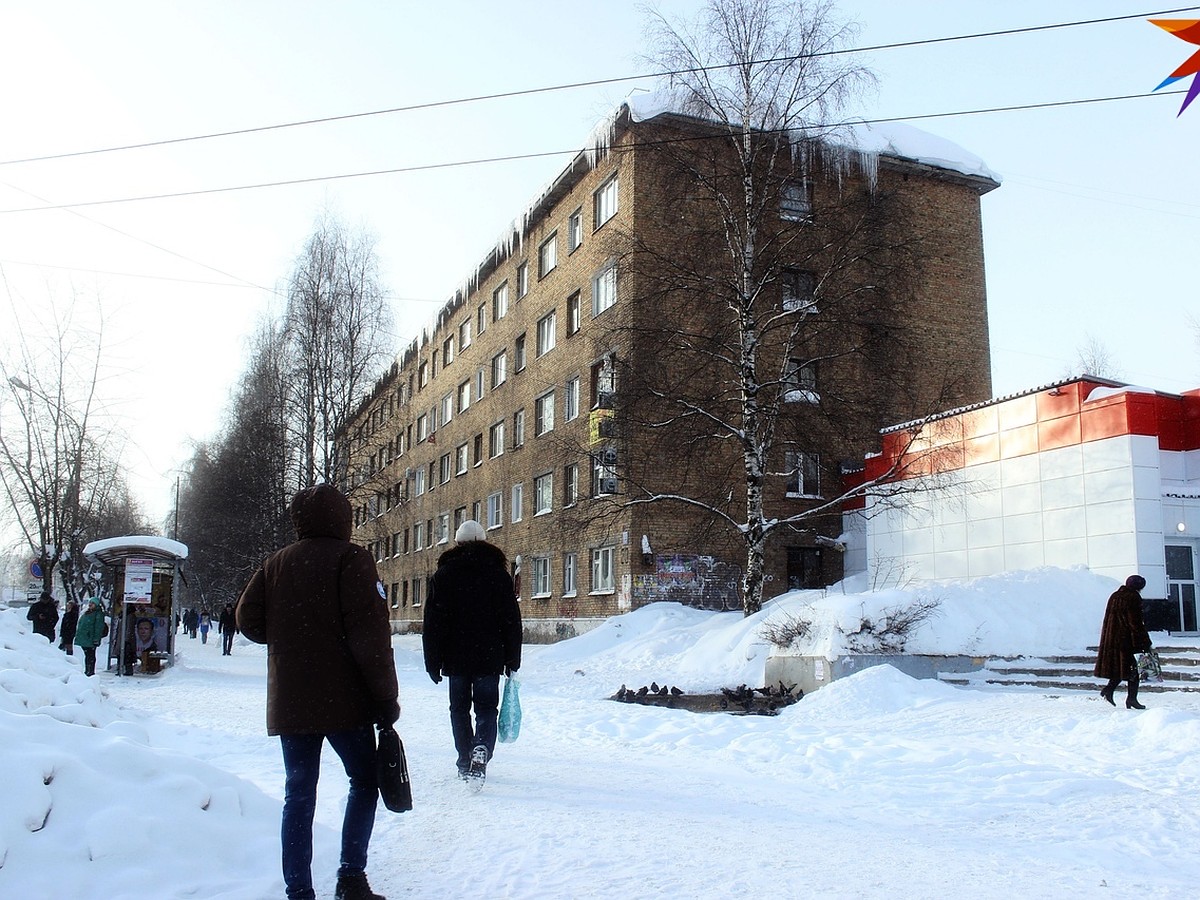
[1165,543,1198,634]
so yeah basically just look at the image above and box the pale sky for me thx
[1,1,1197,526]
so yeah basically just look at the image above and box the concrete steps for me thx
[939,644,1200,694]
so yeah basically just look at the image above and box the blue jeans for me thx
[279,726,378,899]
[448,674,500,770]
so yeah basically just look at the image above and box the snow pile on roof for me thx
[83,535,188,561]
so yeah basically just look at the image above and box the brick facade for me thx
[341,106,998,630]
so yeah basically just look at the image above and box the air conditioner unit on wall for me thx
[600,477,619,495]
[601,447,618,465]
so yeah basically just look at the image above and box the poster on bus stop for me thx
[123,557,154,603]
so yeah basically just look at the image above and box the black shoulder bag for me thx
[376,724,413,813]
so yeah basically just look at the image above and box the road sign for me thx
[29,560,42,579]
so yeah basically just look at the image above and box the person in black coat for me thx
[423,520,521,782]
[58,600,79,655]
[26,592,59,642]
[217,603,237,655]
[1094,574,1153,709]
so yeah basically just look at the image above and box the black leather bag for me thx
[376,725,413,813]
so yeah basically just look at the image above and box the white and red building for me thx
[844,377,1200,633]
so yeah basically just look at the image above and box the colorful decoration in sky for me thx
[1150,18,1200,115]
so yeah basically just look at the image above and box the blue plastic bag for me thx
[498,675,521,743]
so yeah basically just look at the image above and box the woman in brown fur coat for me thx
[1094,574,1152,709]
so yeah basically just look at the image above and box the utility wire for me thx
[0,88,1187,216]
[0,6,1194,169]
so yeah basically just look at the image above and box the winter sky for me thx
[0,1,1197,525]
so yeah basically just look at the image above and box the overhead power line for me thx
[0,6,1194,169]
[0,88,1187,216]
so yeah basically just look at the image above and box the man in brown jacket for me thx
[238,484,399,900]
[1094,574,1153,709]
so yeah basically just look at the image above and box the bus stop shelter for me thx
[83,535,188,676]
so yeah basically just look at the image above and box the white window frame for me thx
[489,420,506,458]
[536,311,557,357]
[591,545,615,593]
[455,443,469,475]
[493,281,509,321]
[567,208,583,252]
[517,262,529,298]
[780,179,813,222]
[457,380,471,413]
[534,472,553,515]
[511,483,524,523]
[487,491,503,529]
[440,392,454,427]
[563,552,577,596]
[538,232,558,278]
[565,376,580,421]
[594,173,618,228]
[477,302,488,334]
[491,350,507,388]
[514,333,527,371]
[592,263,617,316]
[459,319,472,349]
[534,390,555,436]
[437,512,450,545]
[513,408,525,448]
[531,556,552,598]
[785,450,821,498]
[564,463,579,506]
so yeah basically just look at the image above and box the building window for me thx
[413,520,425,550]
[416,413,429,443]
[487,491,503,529]
[592,263,617,316]
[454,506,466,532]
[514,333,527,372]
[594,173,618,228]
[591,546,615,593]
[783,359,819,403]
[494,282,509,321]
[592,450,617,496]
[563,552,577,596]
[591,354,617,409]
[513,408,525,448]
[457,379,471,413]
[440,392,454,427]
[564,463,579,506]
[785,450,821,497]
[534,390,555,436]
[565,376,580,421]
[536,311,557,357]
[567,208,583,252]
[538,232,558,278]
[780,179,813,222]
[511,483,524,523]
[566,291,581,335]
[517,262,529,299]
[489,420,506,458]
[390,582,400,608]
[531,557,552,598]
[411,577,423,607]
[439,452,452,484]
[459,319,472,349]
[418,361,429,390]
[475,367,486,402]
[455,443,469,475]
[443,335,454,366]
[477,302,488,335]
[534,472,553,514]
[491,350,507,388]
[473,433,484,466]
[472,499,482,522]
[437,512,450,544]
[782,269,817,314]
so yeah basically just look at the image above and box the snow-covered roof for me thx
[83,535,189,565]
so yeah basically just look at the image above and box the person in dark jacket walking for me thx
[59,600,79,655]
[237,484,398,900]
[423,519,522,785]
[218,603,237,655]
[74,598,107,676]
[26,592,59,642]
[1094,574,1153,709]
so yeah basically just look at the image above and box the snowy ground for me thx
[2,567,1199,899]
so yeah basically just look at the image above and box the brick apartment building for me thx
[341,98,1000,634]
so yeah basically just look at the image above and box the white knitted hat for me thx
[454,519,487,544]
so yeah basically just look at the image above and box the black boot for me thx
[1126,673,1145,710]
[1099,681,1116,705]
[335,873,384,900]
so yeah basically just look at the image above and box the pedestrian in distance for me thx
[75,598,107,676]
[238,483,399,900]
[1095,574,1153,709]
[218,602,237,655]
[26,591,59,642]
[423,519,522,789]
[59,599,79,655]
[199,611,212,644]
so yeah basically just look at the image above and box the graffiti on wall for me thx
[634,554,741,611]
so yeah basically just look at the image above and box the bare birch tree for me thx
[284,212,393,489]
